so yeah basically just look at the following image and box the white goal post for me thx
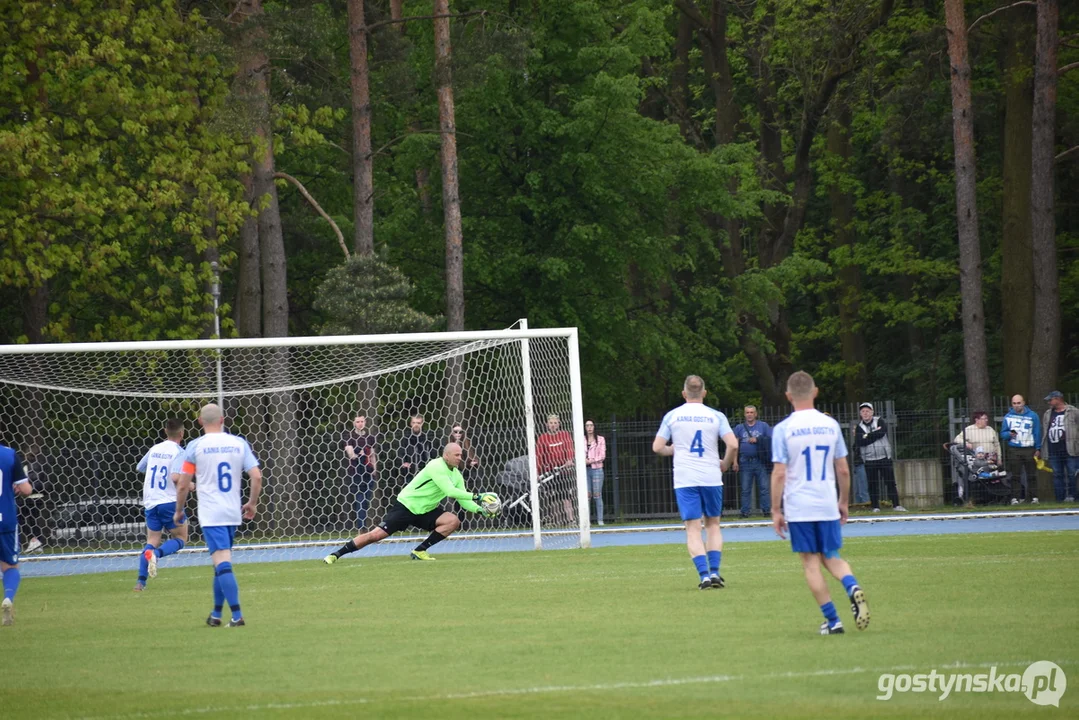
[0,325,590,576]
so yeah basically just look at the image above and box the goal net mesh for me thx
[0,332,583,575]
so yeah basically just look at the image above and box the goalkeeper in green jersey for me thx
[323,443,497,562]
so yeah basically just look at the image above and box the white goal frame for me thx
[1,324,591,575]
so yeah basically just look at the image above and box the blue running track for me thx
[19,510,1079,577]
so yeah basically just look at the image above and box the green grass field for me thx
[3,531,1077,719]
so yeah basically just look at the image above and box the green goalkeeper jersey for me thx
[397,457,482,515]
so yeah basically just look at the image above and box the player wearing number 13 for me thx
[174,404,263,628]
[652,375,738,590]
[770,371,869,635]
[133,419,188,592]
[0,442,32,626]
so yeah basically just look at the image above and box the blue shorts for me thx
[0,531,19,566]
[145,503,185,532]
[203,526,237,554]
[789,520,843,556]
[675,486,724,521]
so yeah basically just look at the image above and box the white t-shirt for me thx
[136,440,184,510]
[181,432,259,527]
[656,402,734,488]
[772,408,849,522]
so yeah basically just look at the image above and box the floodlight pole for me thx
[211,261,224,411]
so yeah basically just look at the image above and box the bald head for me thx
[683,375,706,401]
[199,403,224,429]
[443,442,463,468]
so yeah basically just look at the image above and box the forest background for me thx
[1,0,1076,418]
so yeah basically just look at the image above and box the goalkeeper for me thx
[323,442,497,563]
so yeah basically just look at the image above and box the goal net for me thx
[0,326,589,576]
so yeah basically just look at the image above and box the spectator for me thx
[1040,391,1079,502]
[953,411,1002,460]
[849,433,871,506]
[447,424,480,484]
[21,449,53,554]
[536,414,575,524]
[584,419,606,526]
[731,405,772,518]
[854,403,906,513]
[1001,395,1040,504]
[396,414,436,491]
[344,414,378,530]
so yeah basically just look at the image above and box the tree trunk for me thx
[434,0,464,333]
[236,175,262,337]
[828,103,866,402]
[348,0,375,256]
[944,0,991,413]
[1029,0,1060,409]
[1000,7,1036,398]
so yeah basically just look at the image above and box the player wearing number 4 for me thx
[323,442,499,564]
[771,371,870,635]
[134,419,189,592]
[653,375,738,590]
[174,404,263,627]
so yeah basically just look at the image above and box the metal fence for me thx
[589,395,1075,522]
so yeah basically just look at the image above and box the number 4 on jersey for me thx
[689,430,705,457]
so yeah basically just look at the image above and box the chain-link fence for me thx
[587,395,1076,522]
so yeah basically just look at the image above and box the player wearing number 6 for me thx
[323,442,498,564]
[652,375,738,590]
[174,404,263,627]
[133,419,188,592]
[770,371,869,635]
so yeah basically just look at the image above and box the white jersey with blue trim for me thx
[181,432,260,527]
[657,402,734,488]
[771,409,849,522]
[136,440,183,510]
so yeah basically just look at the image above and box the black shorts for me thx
[378,500,445,535]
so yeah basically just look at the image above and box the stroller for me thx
[496,455,562,527]
[946,443,1013,505]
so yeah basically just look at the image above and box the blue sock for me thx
[692,554,709,580]
[215,562,242,621]
[821,601,839,625]
[137,543,154,583]
[158,538,185,558]
[841,574,859,596]
[211,575,225,619]
[3,567,20,602]
[707,550,722,575]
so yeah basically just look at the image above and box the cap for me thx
[858,402,873,411]
[1044,390,1064,401]
[975,446,985,454]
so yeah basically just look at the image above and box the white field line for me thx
[74,658,1069,720]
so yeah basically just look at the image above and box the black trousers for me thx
[864,459,901,509]
[1005,446,1036,500]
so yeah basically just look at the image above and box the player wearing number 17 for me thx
[770,371,870,635]
[174,404,263,628]
[652,375,738,590]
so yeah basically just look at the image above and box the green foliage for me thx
[314,254,438,335]
[0,1,248,342]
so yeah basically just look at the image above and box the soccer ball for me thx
[479,492,501,515]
